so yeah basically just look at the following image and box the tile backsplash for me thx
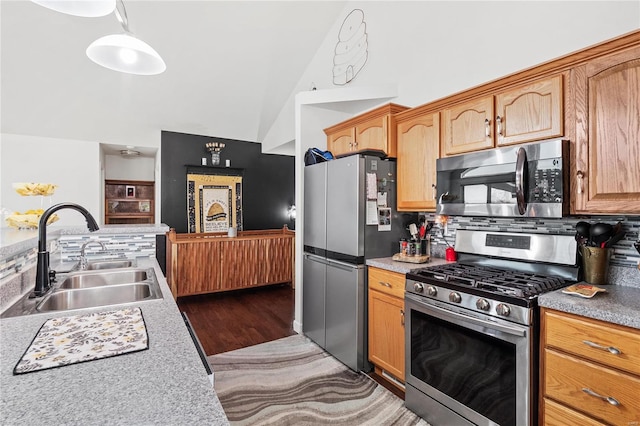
[423,214,640,268]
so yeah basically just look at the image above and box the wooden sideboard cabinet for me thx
[396,111,440,211]
[441,75,564,157]
[541,308,640,425]
[324,103,408,158]
[166,227,294,298]
[368,266,406,386]
[105,180,154,224]
[572,44,640,214]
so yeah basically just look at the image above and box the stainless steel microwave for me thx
[436,138,569,218]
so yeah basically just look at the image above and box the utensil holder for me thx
[581,246,612,285]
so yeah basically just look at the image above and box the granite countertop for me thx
[0,257,229,425]
[539,283,640,330]
[366,256,453,274]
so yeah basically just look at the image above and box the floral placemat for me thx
[14,307,148,375]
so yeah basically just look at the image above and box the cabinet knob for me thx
[400,309,405,326]
[496,115,503,136]
[431,184,437,200]
[485,118,491,137]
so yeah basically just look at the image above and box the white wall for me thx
[263,0,640,154]
[0,134,101,227]
[104,155,156,181]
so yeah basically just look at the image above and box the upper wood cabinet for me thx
[324,103,408,158]
[572,45,640,214]
[441,75,564,157]
[495,75,563,146]
[396,111,440,211]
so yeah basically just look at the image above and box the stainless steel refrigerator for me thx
[302,154,403,371]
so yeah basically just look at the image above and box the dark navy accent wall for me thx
[161,131,295,233]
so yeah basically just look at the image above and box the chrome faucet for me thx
[33,203,100,297]
[79,240,107,270]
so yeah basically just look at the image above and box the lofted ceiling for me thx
[0,0,348,155]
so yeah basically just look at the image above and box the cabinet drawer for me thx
[368,267,405,299]
[543,398,607,426]
[543,309,640,376]
[544,348,640,425]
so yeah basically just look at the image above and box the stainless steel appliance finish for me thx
[302,154,403,371]
[436,138,569,218]
[405,230,578,426]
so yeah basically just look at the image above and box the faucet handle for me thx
[48,270,57,283]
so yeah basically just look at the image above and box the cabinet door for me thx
[327,127,355,157]
[368,289,404,381]
[573,45,640,213]
[397,112,440,211]
[176,240,222,296]
[442,96,494,156]
[355,115,388,154]
[496,75,563,146]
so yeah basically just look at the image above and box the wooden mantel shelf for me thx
[166,226,295,298]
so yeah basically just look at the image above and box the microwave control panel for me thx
[530,159,563,203]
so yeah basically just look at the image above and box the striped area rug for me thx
[208,334,429,426]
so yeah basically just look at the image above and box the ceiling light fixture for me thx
[86,0,166,75]
[31,0,116,17]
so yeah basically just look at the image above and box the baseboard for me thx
[293,319,302,334]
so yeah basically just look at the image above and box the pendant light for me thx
[86,0,166,75]
[31,0,116,17]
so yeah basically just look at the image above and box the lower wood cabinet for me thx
[541,308,640,425]
[166,227,294,298]
[367,266,406,385]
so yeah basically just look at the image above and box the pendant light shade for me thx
[86,33,166,75]
[86,0,166,75]
[31,0,116,17]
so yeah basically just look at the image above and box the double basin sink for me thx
[1,260,163,318]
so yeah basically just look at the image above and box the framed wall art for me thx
[186,173,243,233]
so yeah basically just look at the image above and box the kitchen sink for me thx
[59,269,148,289]
[0,266,163,318]
[85,260,134,270]
[36,284,152,312]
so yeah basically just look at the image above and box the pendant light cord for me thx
[114,0,130,33]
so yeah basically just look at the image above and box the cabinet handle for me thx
[432,184,437,200]
[583,340,621,355]
[378,281,392,288]
[400,309,405,326]
[496,115,503,136]
[485,119,491,137]
[353,141,358,149]
[577,170,585,194]
[582,388,621,406]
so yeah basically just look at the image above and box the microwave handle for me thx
[515,147,527,215]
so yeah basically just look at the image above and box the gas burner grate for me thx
[414,264,568,298]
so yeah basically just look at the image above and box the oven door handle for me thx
[406,294,526,337]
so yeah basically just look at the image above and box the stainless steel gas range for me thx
[404,230,579,426]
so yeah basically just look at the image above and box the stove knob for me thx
[413,282,424,293]
[427,286,437,297]
[496,303,511,317]
[449,292,462,303]
[476,298,490,311]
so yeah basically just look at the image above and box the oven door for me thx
[405,293,534,426]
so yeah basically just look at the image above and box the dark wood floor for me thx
[176,284,296,356]
[176,283,404,399]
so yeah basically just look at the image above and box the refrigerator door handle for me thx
[304,253,327,263]
[326,258,360,271]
